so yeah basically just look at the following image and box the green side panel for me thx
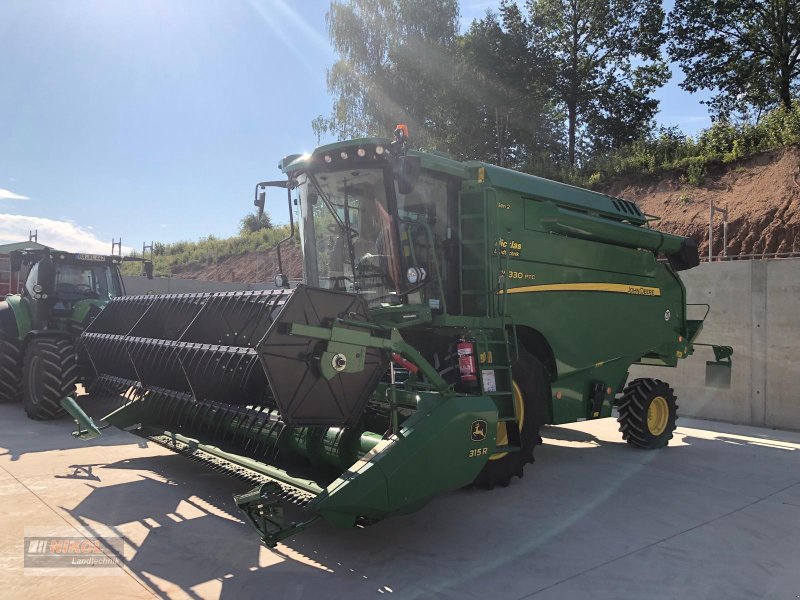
[310,394,498,524]
[489,188,685,424]
[549,361,631,422]
[476,162,647,225]
[4,295,30,339]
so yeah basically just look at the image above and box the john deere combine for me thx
[0,248,152,419]
[65,127,731,546]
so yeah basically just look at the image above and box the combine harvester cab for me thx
[65,126,732,546]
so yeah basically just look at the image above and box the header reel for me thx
[79,285,388,428]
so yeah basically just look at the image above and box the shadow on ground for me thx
[0,397,141,462]
[27,415,796,600]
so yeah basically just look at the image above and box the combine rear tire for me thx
[617,378,677,449]
[0,333,22,403]
[22,337,76,420]
[473,349,549,488]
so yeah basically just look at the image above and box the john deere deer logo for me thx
[471,420,487,442]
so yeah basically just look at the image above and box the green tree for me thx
[453,3,562,168]
[527,0,668,166]
[239,212,273,235]
[314,0,460,147]
[668,0,800,120]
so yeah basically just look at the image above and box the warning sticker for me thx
[481,369,497,393]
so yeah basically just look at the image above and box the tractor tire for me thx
[0,333,23,403]
[473,349,549,489]
[22,337,77,420]
[617,378,678,449]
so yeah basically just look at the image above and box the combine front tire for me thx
[22,337,76,420]
[0,333,22,403]
[474,349,548,488]
[617,378,677,449]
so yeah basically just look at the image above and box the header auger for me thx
[64,126,732,546]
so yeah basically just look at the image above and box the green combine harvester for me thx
[0,248,152,418]
[64,127,732,546]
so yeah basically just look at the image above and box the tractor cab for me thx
[0,247,153,418]
[14,250,125,330]
[24,254,123,300]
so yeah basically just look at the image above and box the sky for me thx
[0,0,712,253]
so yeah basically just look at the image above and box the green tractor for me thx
[0,248,152,419]
[65,127,732,546]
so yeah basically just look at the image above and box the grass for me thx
[120,225,296,277]
[541,101,800,189]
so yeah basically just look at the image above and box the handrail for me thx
[700,251,800,261]
[659,252,800,264]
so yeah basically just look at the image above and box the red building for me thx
[0,241,47,296]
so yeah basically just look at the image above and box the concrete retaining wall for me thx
[629,259,800,430]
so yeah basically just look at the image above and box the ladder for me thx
[458,190,491,317]
[458,189,521,451]
[475,330,521,453]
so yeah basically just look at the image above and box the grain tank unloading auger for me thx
[64,126,733,546]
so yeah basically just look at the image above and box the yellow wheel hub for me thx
[490,381,525,461]
[647,396,669,436]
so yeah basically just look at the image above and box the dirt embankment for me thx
[170,242,303,284]
[604,145,800,257]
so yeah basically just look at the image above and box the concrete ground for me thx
[1,400,799,600]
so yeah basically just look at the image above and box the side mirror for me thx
[254,180,288,217]
[144,261,154,280]
[9,252,22,273]
[254,189,266,218]
[397,156,421,195]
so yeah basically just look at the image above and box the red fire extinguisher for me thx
[457,339,478,388]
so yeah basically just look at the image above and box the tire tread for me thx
[23,337,76,420]
[0,335,22,403]
[617,377,677,449]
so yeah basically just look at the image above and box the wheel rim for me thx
[647,396,669,436]
[489,381,525,461]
